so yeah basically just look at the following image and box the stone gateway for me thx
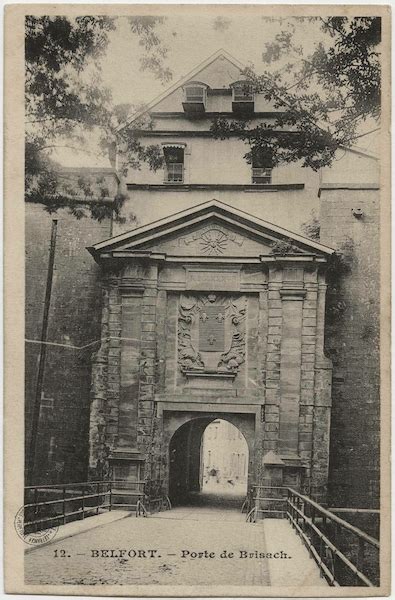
[87,200,334,504]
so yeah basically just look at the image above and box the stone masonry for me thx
[320,188,380,508]
[87,202,334,503]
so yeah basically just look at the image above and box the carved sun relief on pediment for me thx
[178,225,244,256]
[178,293,246,373]
[136,220,273,257]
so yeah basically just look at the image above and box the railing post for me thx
[82,486,85,520]
[62,487,66,525]
[109,481,112,512]
[296,496,299,528]
[288,490,292,525]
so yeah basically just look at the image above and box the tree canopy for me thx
[25,15,381,220]
[212,17,381,170]
[25,15,170,220]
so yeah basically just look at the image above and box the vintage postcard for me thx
[4,3,391,596]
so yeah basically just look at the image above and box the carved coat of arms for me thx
[178,293,246,372]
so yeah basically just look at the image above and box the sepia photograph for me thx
[4,4,390,595]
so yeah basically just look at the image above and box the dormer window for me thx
[231,81,255,114]
[251,149,273,184]
[185,86,206,103]
[182,81,209,115]
[163,144,185,183]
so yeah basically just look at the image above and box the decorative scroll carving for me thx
[218,299,246,371]
[178,294,246,373]
[178,297,204,371]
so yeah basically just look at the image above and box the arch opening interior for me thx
[168,417,248,507]
[201,419,248,497]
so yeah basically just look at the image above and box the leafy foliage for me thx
[128,16,172,83]
[270,238,302,255]
[212,17,381,170]
[325,237,355,322]
[25,15,381,222]
[301,211,320,240]
[25,15,171,220]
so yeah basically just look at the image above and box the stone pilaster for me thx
[88,276,122,480]
[88,284,110,479]
[278,267,305,456]
[263,266,282,455]
[118,290,143,448]
[137,264,159,478]
[255,288,268,482]
[106,279,122,451]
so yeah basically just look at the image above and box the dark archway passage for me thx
[168,417,249,510]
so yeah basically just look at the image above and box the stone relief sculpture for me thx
[178,225,244,255]
[178,296,205,371]
[178,294,246,373]
[218,299,246,371]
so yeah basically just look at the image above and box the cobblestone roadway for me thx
[25,499,270,586]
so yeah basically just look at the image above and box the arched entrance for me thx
[201,419,248,497]
[168,416,249,507]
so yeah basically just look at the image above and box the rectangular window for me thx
[251,150,273,184]
[185,86,205,103]
[233,83,254,103]
[164,147,184,183]
[252,168,272,184]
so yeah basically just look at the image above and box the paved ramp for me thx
[25,496,328,587]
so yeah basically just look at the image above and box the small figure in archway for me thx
[209,467,220,484]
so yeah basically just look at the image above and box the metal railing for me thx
[24,481,112,534]
[110,479,146,512]
[24,478,172,534]
[245,485,288,522]
[287,488,379,587]
[142,479,172,514]
[244,485,379,587]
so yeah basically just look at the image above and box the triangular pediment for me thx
[135,217,275,257]
[88,200,334,262]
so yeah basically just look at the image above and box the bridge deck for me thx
[25,494,327,588]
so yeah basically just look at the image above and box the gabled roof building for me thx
[25,51,380,511]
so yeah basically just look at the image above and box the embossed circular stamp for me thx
[14,506,58,546]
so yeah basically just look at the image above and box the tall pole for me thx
[27,219,58,485]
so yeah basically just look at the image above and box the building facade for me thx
[25,51,380,509]
[201,419,248,486]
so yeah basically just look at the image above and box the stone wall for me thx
[88,250,333,501]
[25,203,111,484]
[320,188,380,508]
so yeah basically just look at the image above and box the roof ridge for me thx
[116,49,245,132]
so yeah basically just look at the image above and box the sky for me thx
[100,15,318,106]
[54,14,379,167]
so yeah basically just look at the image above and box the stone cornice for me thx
[149,111,283,119]
[133,127,295,137]
[99,254,326,266]
[126,183,304,192]
[318,183,379,197]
